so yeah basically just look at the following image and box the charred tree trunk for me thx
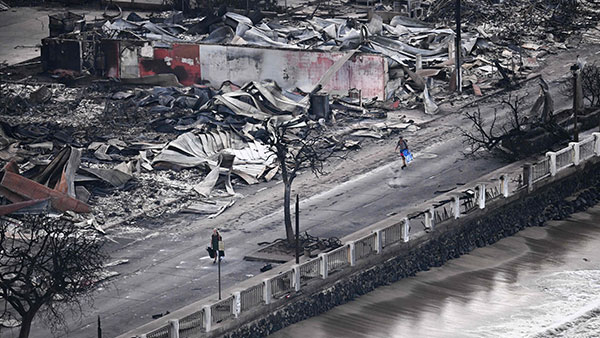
[283,181,294,245]
[0,216,107,338]
[19,312,35,338]
[278,144,295,246]
[265,120,333,247]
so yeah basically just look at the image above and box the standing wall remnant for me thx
[100,40,388,98]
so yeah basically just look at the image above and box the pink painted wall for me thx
[106,41,388,98]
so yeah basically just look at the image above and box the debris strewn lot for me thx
[0,77,414,233]
[0,0,599,237]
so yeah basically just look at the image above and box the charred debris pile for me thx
[0,76,413,233]
[427,0,600,43]
[1,0,599,233]
[40,0,599,102]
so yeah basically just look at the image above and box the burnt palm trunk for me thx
[278,144,295,246]
[283,181,294,245]
[19,313,34,338]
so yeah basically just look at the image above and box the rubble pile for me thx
[35,0,600,103]
[3,0,600,232]
[427,0,600,43]
[0,78,414,231]
[100,10,449,54]
[44,1,600,109]
[48,9,456,110]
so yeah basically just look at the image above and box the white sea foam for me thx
[533,307,600,337]
[468,270,600,338]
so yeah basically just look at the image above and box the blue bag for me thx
[402,149,413,163]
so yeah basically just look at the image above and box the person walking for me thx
[395,136,409,169]
[211,229,221,264]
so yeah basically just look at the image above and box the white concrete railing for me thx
[554,146,575,171]
[505,167,527,193]
[239,283,264,312]
[209,296,234,326]
[270,270,294,299]
[432,199,454,224]
[580,136,596,160]
[325,244,350,274]
[136,133,600,338]
[144,325,169,338]
[484,178,504,202]
[297,258,321,284]
[409,211,428,232]
[178,310,204,338]
[457,191,478,215]
[531,157,551,182]
[354,232,377,261]
[381,222,402,248]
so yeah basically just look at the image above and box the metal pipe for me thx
[455,0,462,93]
[295,194,300,264]
[573,69,579,142]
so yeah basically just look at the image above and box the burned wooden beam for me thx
[0,171,91,213]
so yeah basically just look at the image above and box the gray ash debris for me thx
[427,0,600,43]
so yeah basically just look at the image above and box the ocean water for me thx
[272,205,600,338]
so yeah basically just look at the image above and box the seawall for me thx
[225,156,600,337]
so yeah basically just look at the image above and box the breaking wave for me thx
[471,270,600,338]
[533,307,600,338]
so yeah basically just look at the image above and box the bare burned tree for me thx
[581,62,600,108]
[263,117,336,245]
[0,216,107,338]
[461,94,528,159]
[462,82,572,159]
[561,62,600,108]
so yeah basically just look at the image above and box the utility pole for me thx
[295,194,300,264]
[455,0,462,93]
[571,62,580,142]
[97,316,102,338]
[218,237,223,300]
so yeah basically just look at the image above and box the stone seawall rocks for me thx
[225,161,600,338]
